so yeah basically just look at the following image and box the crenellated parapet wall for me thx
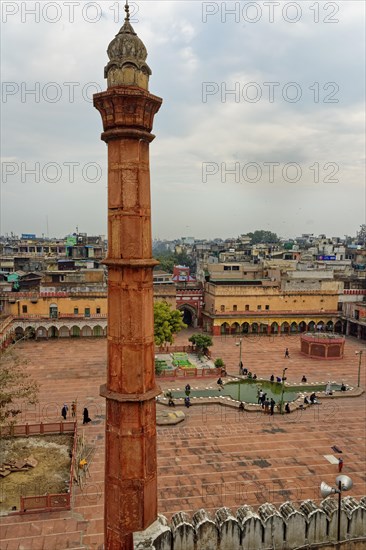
[134,497,366,549]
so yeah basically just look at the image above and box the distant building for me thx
[341,299,366,339]
[202,264,343,336]
[172,265,196,283]
[1,232,365,340]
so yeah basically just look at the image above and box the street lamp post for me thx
[236,338,243,401]
[279,367,288,414]
[236,338,243,374]
[355,350,363,388]
[337,479,342,541]
[320,475,353,542]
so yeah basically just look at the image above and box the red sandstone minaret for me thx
[93,3,162,548]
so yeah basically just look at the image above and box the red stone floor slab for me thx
[0,331,365,549]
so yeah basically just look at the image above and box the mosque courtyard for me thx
[0,330,365,549]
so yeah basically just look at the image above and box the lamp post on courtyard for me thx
[236,338,243,402]
[236,338,243,374]
[279,367,288,414]
[355,350,363,388]
[320,475,353,542]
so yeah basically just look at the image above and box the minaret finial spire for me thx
[104,0,152,88]
[124,0,130,21]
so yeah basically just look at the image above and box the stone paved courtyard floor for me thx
[0,329,365,549]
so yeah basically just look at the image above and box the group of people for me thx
[269,374,288,383]
[61,402,91,425]
[257,390,276,415]
[165,387,192,407]
[269,374,282,383]
[239,364,257,379]
[268,373,308,384]
[269,374,286,383]
[302,392,319,405]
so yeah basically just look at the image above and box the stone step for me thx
[1,530,84,550]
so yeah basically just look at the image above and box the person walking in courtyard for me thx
[185,384,191,396]
[270,374,274,382]
[261,393,267,408]
[61,403,68,420]
[71,401,76,418]
[264,398,270,415]
[83,407,91,424]
[285,402,291,413]
[338,457,343,472]
[184,396,191,408]
[270,398,275,415]
[284,348,290,358]
[301,375,307,383]
[258,389,263,404]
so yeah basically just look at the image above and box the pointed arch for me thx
[81,325,92,337]
[48,326,59,338]
[93,325,103,337]
[36,326,47,339]
[59,326,70,338]
[71,325,80,337]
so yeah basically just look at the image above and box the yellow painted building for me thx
[203,281,342,335]
[3,283,176,319]
[5,293,107,319]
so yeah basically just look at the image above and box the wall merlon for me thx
[134,497,366,549]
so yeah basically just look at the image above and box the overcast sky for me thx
[1,1,365,241]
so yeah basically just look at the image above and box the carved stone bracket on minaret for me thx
[94,87,162,134]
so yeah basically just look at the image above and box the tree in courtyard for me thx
[0,339,39,427]
[188,334,213,356]
[154,301,187,346]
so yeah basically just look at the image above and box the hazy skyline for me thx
[1,1,365,240]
